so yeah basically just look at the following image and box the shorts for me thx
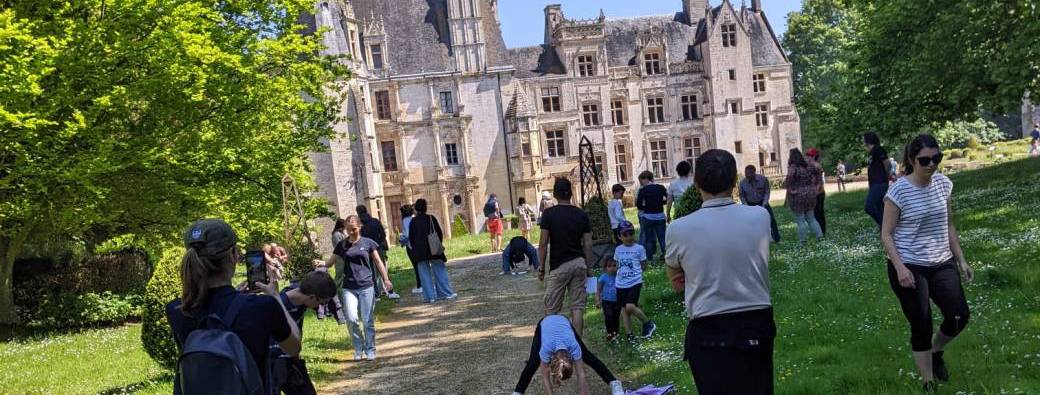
[544,257,588,314]
[615,283,642,307]
[488,218,503,236]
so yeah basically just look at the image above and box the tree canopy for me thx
[0,0,348,323]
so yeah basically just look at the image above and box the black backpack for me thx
[483,200,498,218]
[175,297,266,395]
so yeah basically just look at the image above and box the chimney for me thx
[752,0,761,11]
[683,0,708,25]
[544,4,563,45]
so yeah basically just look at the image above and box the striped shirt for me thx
[885,173,953,266]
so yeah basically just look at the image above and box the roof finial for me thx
[598,8,605,22]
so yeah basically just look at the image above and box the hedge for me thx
[141,247,183,369]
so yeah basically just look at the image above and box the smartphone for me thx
[244,250,268,292]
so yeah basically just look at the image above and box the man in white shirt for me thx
[666,161,694,221]
[665,149,776,395]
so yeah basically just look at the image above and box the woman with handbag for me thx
[407,198,458,303]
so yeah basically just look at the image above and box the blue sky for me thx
[499,0,802,48]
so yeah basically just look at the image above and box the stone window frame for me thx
[753,73,767,93]
[728,69,736,80]
[379,140,399,172]
[369,43,385,69]
[649,139,670,178]
[735,140,744,154]
[728,99,741,115]
[577,54,596,77]
[610,97,626,126]
[646,96,666,124]
[439,91,455,114]
[520,133,533,157]
[643,51,663,76]
[680,94,699,121]
[544,129,567,158]
[755,103,770,128]
[581,102,601,127]
[540,86,562,112]
[683,136,703,163]
[374,90,392,120]
[615,142,631,182]
[444,142,461,166]
[721,23,738,47]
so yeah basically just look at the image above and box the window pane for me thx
[381,141,397,171]
[371,44,383,69]
[376,91,391,120]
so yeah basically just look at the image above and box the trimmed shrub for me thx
[672,185,704,220]
[18,292,143,328]
[582,196,613,243]
[284,241,320,282]
[504,214,519,229]
[452,214,470,237]
[142,247,183,370]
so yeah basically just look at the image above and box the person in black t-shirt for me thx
[538,177,593,334]
[863,132,894,227]
[333,215,394,361]
[635,171,669,260]
[273,271,337,395]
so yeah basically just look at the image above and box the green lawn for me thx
[581,158,1040,394]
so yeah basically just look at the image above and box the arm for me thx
[575,360,590,395]
[582,232,593,277]
[739,183,748,204]
[763,179,771,204]
[635,189,646,211]
[947,200,973,281]
[880,199,915,288]
[537,229,550,281]
[371,250,393,291]
[640,259,647,271]
[257,281,302,357]
[540,363,553,395]
[666,266,685,293]
[882,158,895,180]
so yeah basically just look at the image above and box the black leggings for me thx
[887,261,970,352]
[813,193,827,236]
[406,248,422,288]
[514,318,617,393]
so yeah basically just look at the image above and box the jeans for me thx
[638,217,667,260]
[502,242,539,273]
[886,260,970,351]
[792,210,823,242]
[342,287,376,356]
[813,193,827,236]
[748,203,781,243]
[865,183,889,227]
[514,316,617,393]
[416,259,456,302]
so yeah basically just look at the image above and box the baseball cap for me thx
[618,220,635,234]
[184,219,239,257]
[806,148,819,159]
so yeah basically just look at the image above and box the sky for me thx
[499,0,802,48]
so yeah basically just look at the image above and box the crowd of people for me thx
[163,131,975,394]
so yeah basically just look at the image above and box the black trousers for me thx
[684,308,776,395]
[406,247,421,288]
[602,300,621,336]
[886,261,970,352]
[515,317,617,393]
[813,193,827,236]
[748,202,781,242]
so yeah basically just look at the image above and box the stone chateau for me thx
[303,0,801,244]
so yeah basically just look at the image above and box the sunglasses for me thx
[915,153,943,167]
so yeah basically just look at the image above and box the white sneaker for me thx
[445,293,458,300]
[364,350,376,361]
[411,287,423,294]
[610,380,624,395]
[386,291,401,300]
[500,271,510,276]
[353,353,362,361]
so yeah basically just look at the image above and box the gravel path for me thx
[323,253,617,395]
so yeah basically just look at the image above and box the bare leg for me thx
[932,331,955,352]
[571,309,584,335]
[626,304,649,324]
[620,309,632,335]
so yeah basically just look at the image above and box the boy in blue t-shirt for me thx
[596,258,621,341]
[613,221,657,340]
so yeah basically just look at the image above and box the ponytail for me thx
[179,247,233,317]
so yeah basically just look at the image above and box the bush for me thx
[504,214,519,229]
[16,291,143,328]
[451,214,470,237]
[967,135,981,150]
[934,118,1006,148]
[284,241,320,282]
[672,185,704,220]
[582,196,613,243]
[142,247,183,370]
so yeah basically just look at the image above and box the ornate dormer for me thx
[546,6,607,78]
[362,12,388,76]
[635,26,668,76]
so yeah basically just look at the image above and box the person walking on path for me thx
[517,197,536,241]
[665,149,776,395]
[881,134,973,393]
[613,221,657,341]
[333,215,394,361]
[1030,124,1040,157]
[502,235,539,276]
[739,165,781,243]
[785,148,824,243]
[608,184,627,246]
[538,177,593,334]
[485,194,504,252]
[864,132,895,227]
[666,161,694,219]
[836,160,848,192]
[398,205,422,295]
[407,199,458,303]
[807,148,827,236]
[357,205,399,300]
[511,315,626,395]
[331,218,347,250]
[538,191,555,226]
[635,171,668,261]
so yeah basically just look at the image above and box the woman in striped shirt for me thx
[881,134,973,393]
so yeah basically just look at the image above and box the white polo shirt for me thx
[665,197,772,320]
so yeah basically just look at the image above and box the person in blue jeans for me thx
[407,198,458,303]
[502,236,539,275]
[635,170,668,260]
[863,132,894,227]
[333,215,394,361]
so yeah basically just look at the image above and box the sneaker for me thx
[353,353,363,361]
[386,291,401,300]
[411,287,423,294]
[932,351,949,382]
[445,293,458,300]
[515,271,527,275]
[642,320,657,338]
[922,381,938,394]
[425,299,436,304]
[500,271,511,276]
[364,350,376,361]
[610,380,625,395]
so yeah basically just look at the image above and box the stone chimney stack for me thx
[544,4,563,45]
[752,0,762,11]
[683,0,708,25]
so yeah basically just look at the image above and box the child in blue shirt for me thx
[596,258,621,341]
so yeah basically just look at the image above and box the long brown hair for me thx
[901,134,940,176]
[179,247,235,317]
[548,350,574,388]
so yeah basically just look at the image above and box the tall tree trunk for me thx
[0,232,26,325]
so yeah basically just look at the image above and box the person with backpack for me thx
[485,193,504,252]
[166,218,301,395]
[517,197,536,241]
[502,235,539,276]
[407,198,458,303]
[357,205,399,300]
[271,271,338,395]
[333,215,394,361]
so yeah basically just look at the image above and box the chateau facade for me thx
[304,0,801,245]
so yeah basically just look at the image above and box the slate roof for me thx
[746,11,788,66]
[603,13,702,67]
[503,45,565,79]
[505,87,535,118]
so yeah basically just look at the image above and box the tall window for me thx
[594,153,607,179]
[611,99,626,126]
[521,134,532,156]
[380,141,398,171]
[370,44,384,69]
[755,103,770,127]
[375,91,392,120]
[445,143,460,165]
[349,30,359,59]
[545,130,566,158]
[682,137,702,163]
[728,69,736,80]
[615,143,630,182]
[643,52,662,75]
[721,23,737,47]
[647,97,665,124]
[582,103,600,127]
[440,91,454,114]
[735,141,743,154]
[541,87,561,112]
[650,140,670,178]
[753,73,767,93]
[577,55,595,77]
[680,95,699,121]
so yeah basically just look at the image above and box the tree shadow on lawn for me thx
[95,372,173,395]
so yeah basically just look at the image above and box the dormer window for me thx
[370,44,384,69]
[577,55,596,77]
[644,52,662,75]
[721,24,737,47]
